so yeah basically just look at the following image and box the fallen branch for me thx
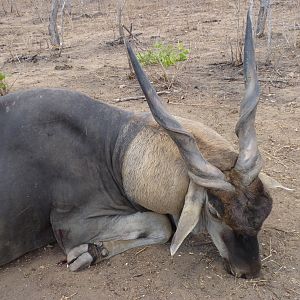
[114,90,170,102]
[223,76,242,82]
[168,101,231,109]
[223,77,291,85]
[135,247,148,255]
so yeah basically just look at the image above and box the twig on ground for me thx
[223,77,291,85]
[114,90,170,102]
[60,292,77,300]
[285,288,300,296]
[262,236,274,264]
[135,247,148,255]
[265,226,299,235]
[168,101,231,109]
[261,253,272,262]
[246,279,268,284]
[223,77,241,82]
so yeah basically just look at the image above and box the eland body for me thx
[0,13,281,278]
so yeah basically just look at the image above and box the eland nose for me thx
[223,259,261,279]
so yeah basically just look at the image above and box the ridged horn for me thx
[125,40,234,191]
[235,11,263,185]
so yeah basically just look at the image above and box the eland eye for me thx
[207,203,221,219]
[207,193,224,219]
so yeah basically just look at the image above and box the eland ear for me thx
[259,173,294,191]
[170,181,206,256]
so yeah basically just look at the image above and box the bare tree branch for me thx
[114,91,170,103]
[117,0,134,76]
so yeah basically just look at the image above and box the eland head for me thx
[125,11,274,278]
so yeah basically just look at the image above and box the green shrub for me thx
[0,72,8,96]
[137,42,189,67]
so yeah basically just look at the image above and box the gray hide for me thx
[0,88,162,268]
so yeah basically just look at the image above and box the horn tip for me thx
[170,244,178,256]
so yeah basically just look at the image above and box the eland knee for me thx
[143,212,172,243]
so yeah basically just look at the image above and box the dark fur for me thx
[210,170,272,235]
[209,172,273,277]
[0,88,144,265]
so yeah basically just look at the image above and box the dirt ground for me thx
[0,0,299,299]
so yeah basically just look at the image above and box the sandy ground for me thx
[0,0,299,299]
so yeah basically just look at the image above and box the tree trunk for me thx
[256,0,270,38]
[49,0,60,47]
[117,0,126,43]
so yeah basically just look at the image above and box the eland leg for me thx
[66,211,172,271]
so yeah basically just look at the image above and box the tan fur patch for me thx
[122,125,188,215]
[175,116,237,171]
[122,116,238,215]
